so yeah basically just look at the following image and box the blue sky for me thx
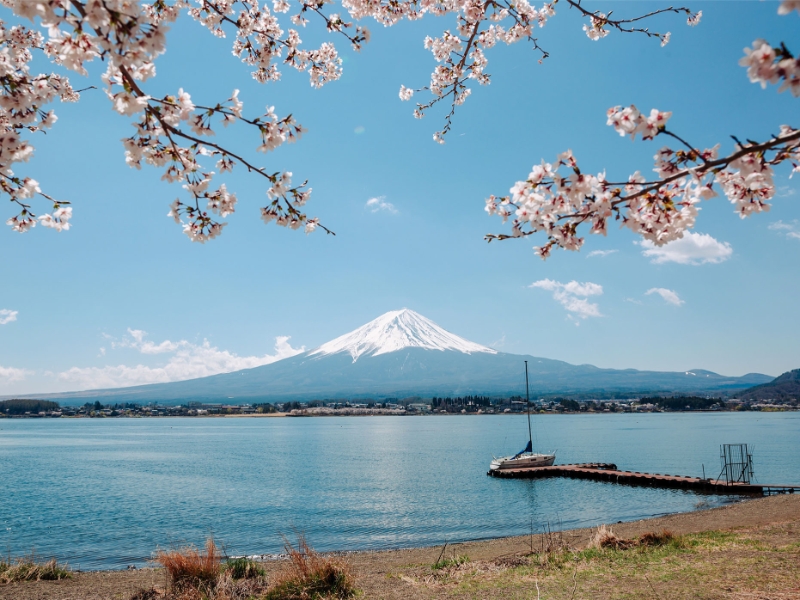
[1,1,798,395]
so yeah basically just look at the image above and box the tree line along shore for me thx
[1,395,796,419]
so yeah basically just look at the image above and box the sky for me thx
[1,1,799,395]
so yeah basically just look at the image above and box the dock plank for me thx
[486,462,794,495]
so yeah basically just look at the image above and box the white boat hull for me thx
[489,452,556,471]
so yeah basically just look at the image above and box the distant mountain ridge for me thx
[16,309,773,405]
[738,369,800,401]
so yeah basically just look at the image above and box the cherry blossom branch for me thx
[485,12,799,259]
[565,1,697,42]
[1,0,347,239]
[659,130,705,159]
[398,0,700,142]
[485,117,799,257]
[2,0,795,247]
[172,118,330,232]
[119,64,329,239]
[603,129,800,191]
[299,1,371,50]
[568,2,689,25]
[0,13,80,232]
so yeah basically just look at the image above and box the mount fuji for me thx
[310,309,496,361]
[36,309,771,405]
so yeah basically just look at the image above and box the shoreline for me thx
[3,408,798,420]
[4,493,797,568]
[2,494,798,599]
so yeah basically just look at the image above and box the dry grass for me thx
[264,537,356,600]
[588,525,680,551]
[0,555,71,584]
[134,537,352,600]
[213,571,271,600]
[638,528,676,547]
[155,539,222,594]
[144,538,273,600]
[386,525,799,599]
[587,524,637,550]
[128,589,164,600]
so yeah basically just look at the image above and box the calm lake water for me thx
[1,412,798,570]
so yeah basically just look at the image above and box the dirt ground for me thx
[3,494,799,600]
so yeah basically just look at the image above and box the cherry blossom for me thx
[397,1,694,142]
[1,0,350,240]
[779,1,800,16]
[0,0,788,254]
[0,0,695,240]
[486,3,799,259]
[686,10,702,26]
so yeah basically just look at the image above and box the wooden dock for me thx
[487,463,800,496]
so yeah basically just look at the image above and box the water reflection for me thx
[0,412,797,569]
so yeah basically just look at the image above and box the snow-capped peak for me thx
[309,309,497,362]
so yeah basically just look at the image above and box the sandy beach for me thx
[2,493,799,599]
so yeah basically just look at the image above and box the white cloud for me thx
[118,328,181,354]
[365,196,398,214]
[646,287,685,306]
[587,249,618,258]
[638,232,732,265]
[57,333,305,391]
[490,334,506,349]
[770,220,800,240]
[530,279,603,322]
[0,365,31,382]
[769,220,795,231]
[0,309,18,325]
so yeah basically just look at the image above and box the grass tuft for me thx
[638,529,677,547]
[432,555,469,571]
[0,555,71,583]
[128,588,163,600]
[137,536,353,600]
[224,557,266,580]
[264,536,356,600]
[155,538,222,594]
[588,524,637,550]
[216,570,271,600]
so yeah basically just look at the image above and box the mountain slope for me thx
[737,369,800,401]
[16,309,773,405]
[36,349,772,405]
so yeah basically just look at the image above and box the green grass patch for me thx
[224,557,266,580]
[432,555,469,570]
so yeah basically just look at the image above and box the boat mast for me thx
[525,360,532,452]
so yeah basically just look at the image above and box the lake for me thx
[1,412,798,570]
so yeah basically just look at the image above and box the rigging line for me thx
[525,360,533,451]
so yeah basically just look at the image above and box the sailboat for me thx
[489,361,556,471]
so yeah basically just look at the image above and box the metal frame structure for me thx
[719,443,754,485]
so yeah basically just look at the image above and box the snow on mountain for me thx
[309,308,497,362]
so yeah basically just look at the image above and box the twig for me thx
[435,541,448,566]
[530,518,534,555]
[644,573,663,600]
[569,566,578,600]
